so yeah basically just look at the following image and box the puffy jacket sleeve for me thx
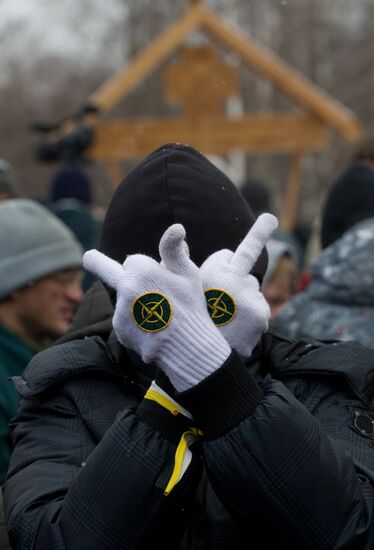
[179,350,374,550]
[3,378,200,550]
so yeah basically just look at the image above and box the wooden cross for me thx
[164,46,238,117]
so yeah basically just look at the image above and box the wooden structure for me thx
[59,0,363,230]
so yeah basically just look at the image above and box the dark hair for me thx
[321,162,374,249]
[352,135,374,163]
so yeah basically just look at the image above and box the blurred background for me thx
[0,0,373,224]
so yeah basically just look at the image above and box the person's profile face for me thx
[15,269,83,340]
[262,256,297,319]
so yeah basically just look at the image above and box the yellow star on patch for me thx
[205,288,236,326]
[133,292,172,332]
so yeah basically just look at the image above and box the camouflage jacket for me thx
[273,217,374,348]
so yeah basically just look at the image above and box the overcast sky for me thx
[0,0,367,70]
[0,0,127,83]
[0,0,369,92]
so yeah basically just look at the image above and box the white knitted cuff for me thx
[161,314,231,392]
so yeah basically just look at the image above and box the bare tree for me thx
[0,0,373,224]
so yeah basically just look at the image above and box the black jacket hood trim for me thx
[13,329,374,404]
[12,332,156,398]
[12,337,117,397]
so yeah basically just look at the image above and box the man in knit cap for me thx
[0,199,83,483]
[4,145,374,549]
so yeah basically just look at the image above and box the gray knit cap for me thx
[0,199,83,299]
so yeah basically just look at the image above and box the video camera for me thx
[31,105,97,162]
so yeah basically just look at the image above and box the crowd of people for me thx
[0,139,374,548]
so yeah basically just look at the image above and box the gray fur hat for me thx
[0,159,20,196]
[0,199,82,299]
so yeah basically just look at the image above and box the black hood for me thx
[100,143,268,281]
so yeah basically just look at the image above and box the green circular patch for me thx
[132,292,172,332]
[205,288,236,326]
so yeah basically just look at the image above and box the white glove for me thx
[200,213,278,358]
[83,224,231,392]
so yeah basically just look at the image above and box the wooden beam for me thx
[84,113,328,161]
[200,7,363,141]
[280,153,304,232]
[87,3,205,113]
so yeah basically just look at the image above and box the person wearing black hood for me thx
[4,144,374,549]
[274,145,374,347]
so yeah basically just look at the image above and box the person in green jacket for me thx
[0,199,83,482]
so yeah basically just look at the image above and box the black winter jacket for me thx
[4,330,374,549]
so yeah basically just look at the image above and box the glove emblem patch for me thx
[133,292,172,332]
[205,288,236,326]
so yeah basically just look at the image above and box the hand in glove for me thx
[83,224,231,392]
[200,213,278,358]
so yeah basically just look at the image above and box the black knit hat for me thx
[49,162,92,205]
[100,144,268,281]
[240,179,272,217]
[321,162,374,249]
